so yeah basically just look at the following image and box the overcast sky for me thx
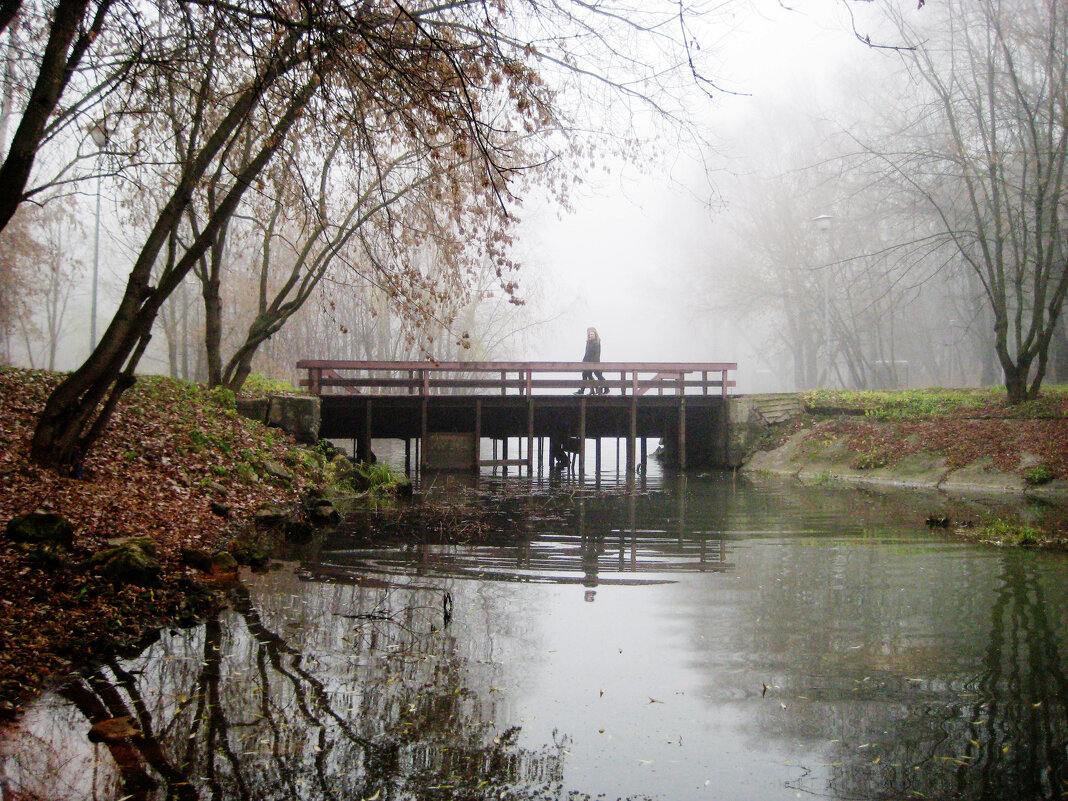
[512,0,894,379]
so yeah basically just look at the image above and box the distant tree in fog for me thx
[0,200,82,368]
[875,0,1068,403]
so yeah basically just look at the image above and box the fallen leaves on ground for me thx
[0,368,318,721]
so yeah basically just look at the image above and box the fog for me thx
[512,2,888,387]
[6,0,1066,397]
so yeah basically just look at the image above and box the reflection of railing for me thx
[296,360,737,398]
[309,531,733,588]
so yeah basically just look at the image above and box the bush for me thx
[207,385,236,410]
[1023,465,1054,485]
[241,373,295,396]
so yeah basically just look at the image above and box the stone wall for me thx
[236,394,321,445]
[723,393,803,467]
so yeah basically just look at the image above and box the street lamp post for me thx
[813,214,834,387]
[89,123,108,351]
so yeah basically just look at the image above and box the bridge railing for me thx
[295,360,737,398]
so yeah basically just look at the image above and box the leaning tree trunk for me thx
[29,71,316,469]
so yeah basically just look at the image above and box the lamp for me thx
[88,122,108,351]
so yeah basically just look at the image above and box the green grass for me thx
[240,373,295,396]
[800,385,1068,421]
[803,388,998,420]
[979,518,1042,546]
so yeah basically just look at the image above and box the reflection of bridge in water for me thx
[303,530,733,589]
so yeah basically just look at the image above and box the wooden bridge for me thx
[296,360,737,473]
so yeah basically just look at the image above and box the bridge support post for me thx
[527,399,534,474]
[420,398,428,471]
[474,399,482,474]
[628,398,637,472]
[678,396,687,471]
[356,400,373,462]
[579,399,587,475]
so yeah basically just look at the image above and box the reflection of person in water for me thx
[575,327,607,395]
[581,533,603,601]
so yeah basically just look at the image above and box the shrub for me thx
[207,385,236,410]
[1023,465,1054,485]
[241,373,295,396]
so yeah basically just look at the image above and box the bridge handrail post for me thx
[630,370,638,396]
[721,369,728,399]
[421,369,429,397]
[702,371,708,396]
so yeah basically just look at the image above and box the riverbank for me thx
[0,368,356,721]
[741,387,1068,543]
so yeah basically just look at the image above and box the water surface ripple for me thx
[2,473,1067,801]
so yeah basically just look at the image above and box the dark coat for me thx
[582,336,601,362]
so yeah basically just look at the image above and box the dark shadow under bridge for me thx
[297,360,738,474]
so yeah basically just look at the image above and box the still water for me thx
[3,466,1068,801]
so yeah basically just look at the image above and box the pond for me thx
[2,464,1067,801]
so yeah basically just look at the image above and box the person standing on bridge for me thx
[576,327,608,395]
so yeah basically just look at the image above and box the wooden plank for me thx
[297,359,738,372]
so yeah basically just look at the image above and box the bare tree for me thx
[25,0,723,470]
[876,0,1068,402]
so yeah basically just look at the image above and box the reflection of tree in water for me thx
[820,556,1068,801]
[7,575,571,800]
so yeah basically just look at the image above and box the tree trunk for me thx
[0,0,106,234]
[29,72,316,469]
[203,272,223,386]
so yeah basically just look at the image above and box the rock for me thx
[254,504,289,525]
[267,395,320,445]
[210,501,231,518]
[106,536,158,557]
[284,520,315,541]
[89,539,160,586]
[264,461,294,483]
[308,502,340,526]
[210,551,238,572]
[6,511,74,548]
[88,715,141,743]
[394,476,414,497]
[235,397,270,424]
[207,481,228,496]
[180,548,213,572]
[230,543,270,568]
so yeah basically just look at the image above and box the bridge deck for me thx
[296,360,738,472]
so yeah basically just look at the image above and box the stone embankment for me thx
[733,392,1068,506]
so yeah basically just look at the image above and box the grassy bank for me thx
[0,368,377,720]
[795,386,1068,479]
[747,386,1068,548]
